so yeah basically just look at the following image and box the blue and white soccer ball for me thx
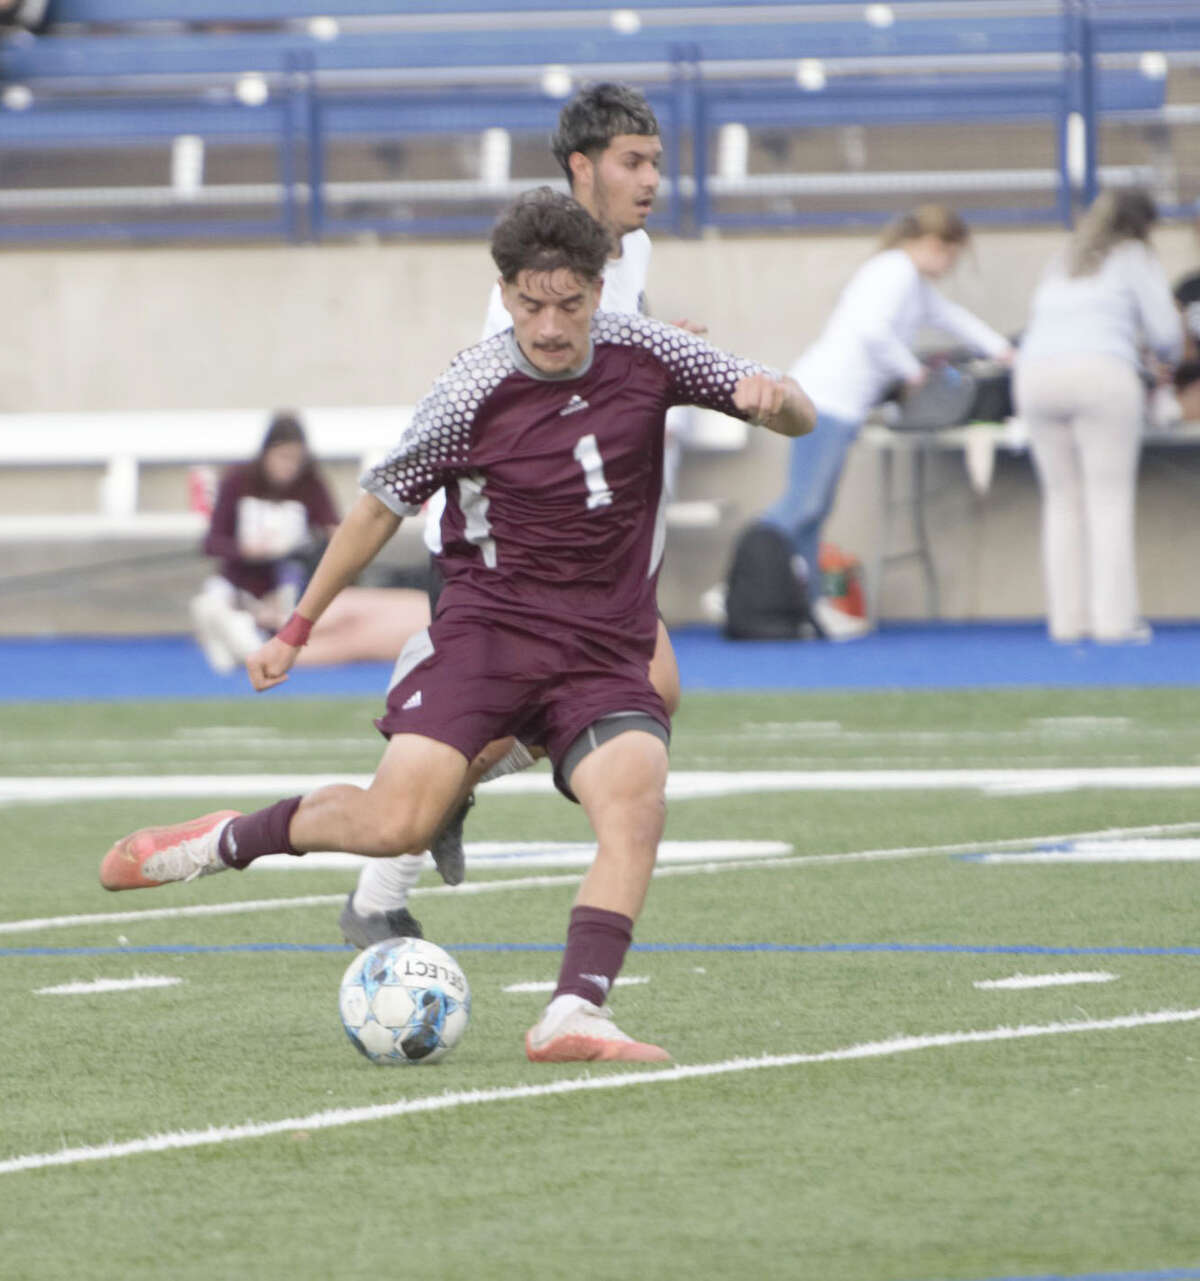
[338,937,471,1066]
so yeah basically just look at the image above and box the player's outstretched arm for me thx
[733,373,816,438]
[246,492,402,691]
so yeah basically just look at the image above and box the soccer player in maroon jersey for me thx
[100,189,815,1062]
[345,82,694,941]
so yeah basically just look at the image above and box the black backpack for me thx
[723,521,820,640]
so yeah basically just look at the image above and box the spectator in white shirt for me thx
[762,205,1012,637]
[1016,188,1183,644]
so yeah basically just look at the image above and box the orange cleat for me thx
[525,1003,670,1063]
[99,810,242,891]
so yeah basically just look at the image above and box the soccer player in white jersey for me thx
[341,84,696,948]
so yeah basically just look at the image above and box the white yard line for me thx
[975,840,1200,864]
[0,737,370,756]
[6,820,1200,937]
[0,893,348,936]
[1,717,1166,762]
[0,774,375,803]
[2,1007,1195,1176]
[6,765,1200,805]
[973,972,1117,991]
[35,975,182,996]
[250,840,791,872]
[502,976,650,994]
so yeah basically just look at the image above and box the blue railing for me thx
[0,0,1196,243]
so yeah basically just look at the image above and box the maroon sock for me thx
[553,905,634,1006]
[218,797,303,869]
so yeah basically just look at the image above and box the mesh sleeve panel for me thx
[592,311,779,415]
[360,334,514,515]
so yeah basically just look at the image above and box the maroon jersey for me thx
[204,464,339,599]
[362,312,775,657]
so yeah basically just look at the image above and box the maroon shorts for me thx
[375,614,669,798]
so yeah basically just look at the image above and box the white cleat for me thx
[525,1000,670,1063]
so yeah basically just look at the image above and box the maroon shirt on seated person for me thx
[362,310,775,774]
[203,463,339,599]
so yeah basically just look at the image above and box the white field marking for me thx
[751,721,844,737]
[169,727,371,751]
[973,972,1117,991]
[8,765,1200,806]
[1032,716,1133,731]
[173,726,282,738]
[249,840,792,873]
[3,1007,1196,1176]
[35,975,182,996]
[975,839,1200,864]
[679,755,1167,772]
[0,738,370,758]
[681,753,1157,763]
[745,720,1147,744]
[0,774,372,804]
[4,717,1153,758]
[7,819,1200,937]
[657,768,1200,799]
[502,976,650,994]
[0,893,348,936]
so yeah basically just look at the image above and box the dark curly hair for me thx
[550,82,660,182]
[490,187,610,284]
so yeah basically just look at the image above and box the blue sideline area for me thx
[1,622,1199,702]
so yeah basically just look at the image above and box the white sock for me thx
[352,854,425,915]
[478,740,536,784]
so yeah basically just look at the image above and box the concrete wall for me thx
[2,225,1198,632]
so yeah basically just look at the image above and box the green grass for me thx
[2,688,1199,1280]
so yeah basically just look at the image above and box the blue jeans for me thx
[761,409,861,592]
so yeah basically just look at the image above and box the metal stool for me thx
[866,368,978,623]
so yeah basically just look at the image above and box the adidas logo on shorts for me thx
[402,690,422,710]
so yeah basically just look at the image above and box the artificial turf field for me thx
[2,686,1199,1281]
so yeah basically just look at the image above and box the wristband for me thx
[276,612,313,647]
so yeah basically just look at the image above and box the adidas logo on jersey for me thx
[559,394,589,416]
[402,690,422,710]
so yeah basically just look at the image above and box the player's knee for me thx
[605,776,667,848]
[631,788,667,839]
[362,809,435,857]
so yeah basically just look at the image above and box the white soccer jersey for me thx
[423,230,653,554]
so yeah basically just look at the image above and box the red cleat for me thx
[99,810,241,891]
[525,1003,670,1063]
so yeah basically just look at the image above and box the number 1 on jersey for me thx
[573,434,613,510]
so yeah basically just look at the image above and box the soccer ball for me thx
[338,937,471,1066]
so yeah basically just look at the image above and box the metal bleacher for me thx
[0,0,1199,243]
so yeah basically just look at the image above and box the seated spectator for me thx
[191,411,339,673]
[191,411,429,673]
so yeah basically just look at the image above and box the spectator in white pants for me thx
[1016,189,1183,644]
